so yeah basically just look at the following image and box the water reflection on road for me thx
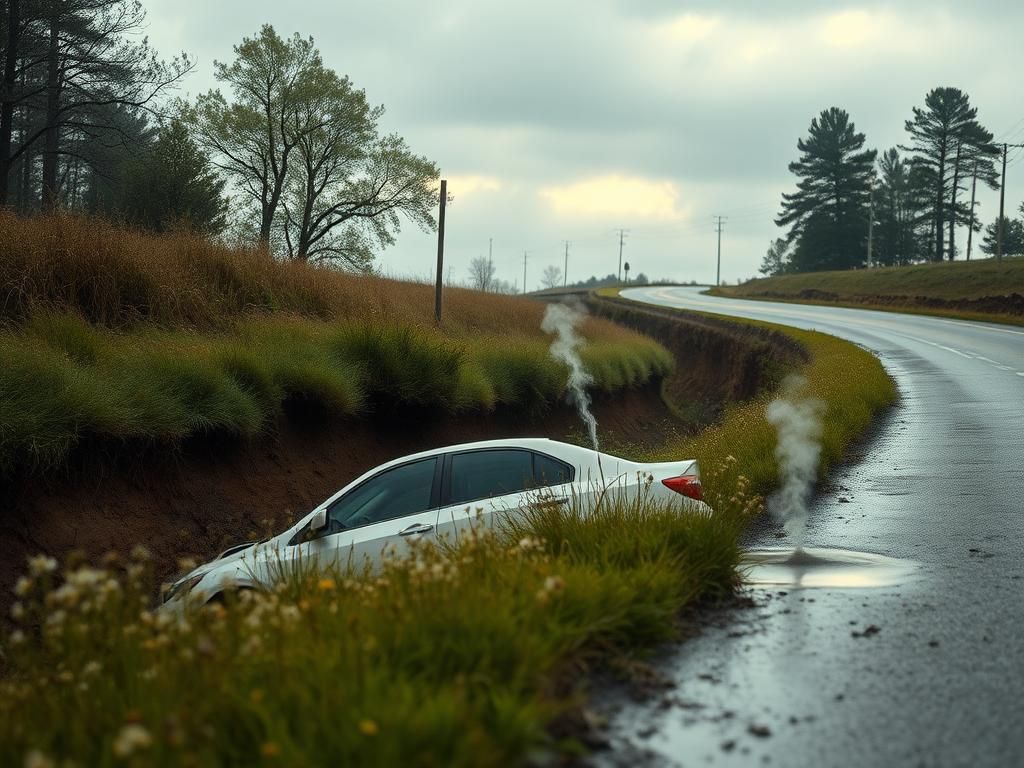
[742,547,918,589]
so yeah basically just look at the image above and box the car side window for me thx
[449,450,534,505]
[326,458,437,532]
[533,453,573,486]
[447,450,574,506]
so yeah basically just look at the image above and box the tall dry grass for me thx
[0,211,614,339]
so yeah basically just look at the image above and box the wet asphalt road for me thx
[597,287,1024,768]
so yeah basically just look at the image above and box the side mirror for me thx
[310,508,328,533]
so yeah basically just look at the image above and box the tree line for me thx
[0,3,438,269]
[764,88,1021,276]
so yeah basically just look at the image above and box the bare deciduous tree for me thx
[540,265,562,289]
[468,255,495,291]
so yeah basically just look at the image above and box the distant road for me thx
[607,286,1024,767]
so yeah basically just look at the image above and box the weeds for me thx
[0,495,741,766]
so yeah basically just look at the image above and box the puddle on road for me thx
[741,546,917,589]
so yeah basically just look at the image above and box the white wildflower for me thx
[112,724,152,758]
[23,750,55,768]
[543,575,565,594]
[13,577,32,597]
[66,568,105,590]
[50,584,80,606]
[27,555,58,577]
[279,605,301,623]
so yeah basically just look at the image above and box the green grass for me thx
[0,313,673,476]
[716,256,1024,326]
[0,494,745,767]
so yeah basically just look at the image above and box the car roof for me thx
[376,437,595,471]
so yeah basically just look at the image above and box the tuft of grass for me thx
[329,324,464,409]
[0,493,743,766]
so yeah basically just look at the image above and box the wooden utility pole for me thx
[866,180,875,268]
[563,240,570,288]
[966,160,978,261]
[522,251,528,294]
[616,229,627,281]
[434,179,447,323]
[996,143,1024,261]
[714,216,726,286]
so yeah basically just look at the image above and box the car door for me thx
[432,449,576,546]
[281,456,442,576]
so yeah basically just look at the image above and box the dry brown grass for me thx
[0,212,619,339]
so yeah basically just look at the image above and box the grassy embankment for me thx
[0,280,894,766]
[713,256,1024,326]
[0,213,671,478]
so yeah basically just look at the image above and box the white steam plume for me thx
[766,376,825,551]
[542,303,599,451]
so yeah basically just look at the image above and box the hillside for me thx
[715,256,1024,324]
[0,213,673,478]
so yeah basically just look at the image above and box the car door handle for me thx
[399,522,434,536]
[533,496,568,506]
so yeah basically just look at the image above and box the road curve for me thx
[601,286,1024,768]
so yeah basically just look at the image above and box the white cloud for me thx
[444,174,503,199]
[539,174,690,220]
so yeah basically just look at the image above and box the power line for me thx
[997,115,1024,143]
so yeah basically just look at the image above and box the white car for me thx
[161,438,709,607]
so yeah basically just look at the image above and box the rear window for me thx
[448,450,573,505]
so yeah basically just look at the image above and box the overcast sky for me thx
[144,0,1024,288]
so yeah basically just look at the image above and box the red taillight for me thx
[662,475,703,501]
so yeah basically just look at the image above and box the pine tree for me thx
[901,88,997,261]
[776,107,876,272]
[873,148,926,266]
[980,215,1024,257]
[116,120,229,235]
[759,238,789,276]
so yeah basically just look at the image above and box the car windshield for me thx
[327,457,437,530]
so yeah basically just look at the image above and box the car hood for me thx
[174,539,270,584]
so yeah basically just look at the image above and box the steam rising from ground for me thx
[766,376,825,551]
[542,303,599,451]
